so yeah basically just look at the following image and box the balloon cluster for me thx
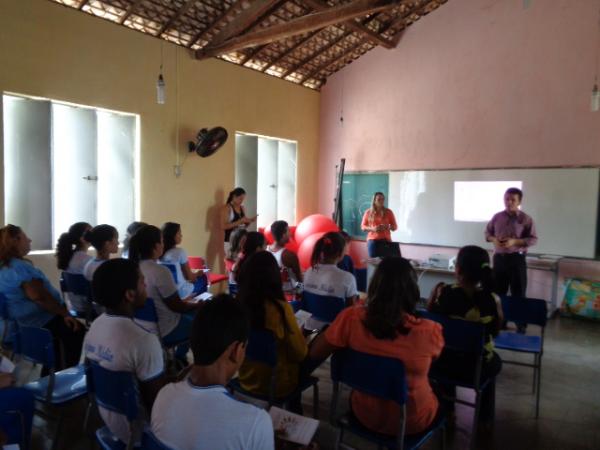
[260,214,339,270]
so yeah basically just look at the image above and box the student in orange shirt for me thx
[361,192,398,257]
[309,257,444,436]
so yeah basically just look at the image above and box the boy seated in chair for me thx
[151,294,275,450]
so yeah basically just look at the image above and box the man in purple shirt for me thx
[485,187,537,331]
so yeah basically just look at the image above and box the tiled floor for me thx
[27,316,600,450]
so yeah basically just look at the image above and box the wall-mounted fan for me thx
[188,127,228,157]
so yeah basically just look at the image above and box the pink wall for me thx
[320,0,600,303]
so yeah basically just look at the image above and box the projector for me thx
[428,254,456,270]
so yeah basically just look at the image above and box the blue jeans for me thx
[163,312,195,361]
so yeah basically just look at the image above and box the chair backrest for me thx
[302,291,345,323]
[134,298,159,324]
[245,329,277,367]
[141,429,173,450]
[330,348,407,406]
[14,325,55,369]
[188,256,206,270]
[158,262,179,284]
[61,272,92,298]
[419,310,486,355]
[85,361,139,422]
[0,292,13,344]
[501,296,548,327]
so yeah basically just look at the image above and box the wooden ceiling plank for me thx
[156,0,196,37]
[119,0,145,25]
[206,0,285,48]
[78,0,89,10]
[187,1,242,48]
[260,28,322,72]
[195,0,402,60]
[302,0,395,49]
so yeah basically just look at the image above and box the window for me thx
[2,94,139,250]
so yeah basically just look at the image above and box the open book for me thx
[269,406,319,446]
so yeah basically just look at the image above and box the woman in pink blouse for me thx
[361,192,398,257]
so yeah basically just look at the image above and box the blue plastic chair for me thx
[330,348,445,450]
[0,292,16,351]
[13,325,87,450]
[228,329,320,417]
[494,296,547,418]
[420,310,490,450]
[0,387,35,450]
[61,272,96,323]
[228,282,238,296]
[86,361,140,450]
[160,262,208,296]
[158,262,179,284]
[141,429,174,450]
[302,291,345,323]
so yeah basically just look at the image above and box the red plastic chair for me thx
[188,256,228,285]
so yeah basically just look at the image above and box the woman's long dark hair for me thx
[56,222,91,270]
[123,221,147,255]
[227,228,247,261]
[363,257,420,340]
[84,225,117,252]
[161,222,180,256]
[310,231,345,267]
[234,231,265,282]
[226,187,246,205]
[236,251,287,330]
[0,224,23,267]
[456,245,496,297]
[128,225,162,262]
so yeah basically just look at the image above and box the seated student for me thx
[121,221,147,259]
[267,221,303,291]
[84,258,166,445]
[336,231,355,275]
[225,228,247,292]
[129,225,202,360]
[427,245,503,424]
[151,294,274,450]
[310,257,444,436]
[303,232,358,306]
[83,224,119,281]
[237,251,307,399]
[0,225,84,371]
[233,231,266,283]
[55,222,92,274]
[160,222,204,298]
[55,222,93,314]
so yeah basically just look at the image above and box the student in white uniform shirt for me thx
[129,225,203,362]
[83,258,167,445]
[160,222,204,298]
[304,231,358,306]
[82,225,119,281]
[267,220,303,291]
[151,294,274,450]
[55,222,93,313]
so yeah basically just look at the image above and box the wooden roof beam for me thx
[187,1,242,48]
[196,0,402,60]
[156,0,196,37]
[205,0,285,49]
[119,0,144,25]
[260,28,322,73]
[302,0,396,49]
[78,0,89,10]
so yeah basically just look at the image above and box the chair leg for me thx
[312,383,319,419]
[440,424,446,450]
[532,354,538,394]
[470,391,481,450]
[50,415,64,450]
[535,356,542,419]
[335,427,344,450]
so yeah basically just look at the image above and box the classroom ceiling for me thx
[50,0,449,90]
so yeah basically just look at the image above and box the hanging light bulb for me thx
[157,67,166,105]
[592,79,600,112]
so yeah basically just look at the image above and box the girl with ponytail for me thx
[55,222,92,272]
[220,187,257,253]
[427,245,503,424]
[303,231,358,306]
[82,225,119,281]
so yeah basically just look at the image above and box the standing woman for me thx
[0,225,84,370]
[221,188,257,253]
[361,192,398,258]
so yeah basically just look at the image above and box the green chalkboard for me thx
[341,173,389,239]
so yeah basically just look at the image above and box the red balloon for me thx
[263,228,274,245]
[284,238,299,254]
[297,232,325,270]
[295,214,339,245]
[289,225,297,239]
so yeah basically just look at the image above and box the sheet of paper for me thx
[0,356,16,374]
[294,309,312,329]
[193,292,213,302]
[270,406,319,446]
[3,444,21,450]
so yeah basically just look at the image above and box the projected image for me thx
[454,181,523,222]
